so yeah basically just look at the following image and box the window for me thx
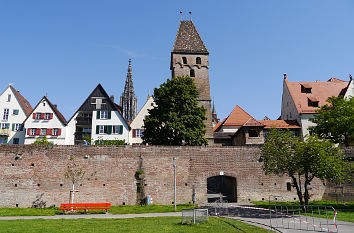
[3,109,9,120]
[100,111,108,119]
[286,182,292,191]
[136,129,144,138]
[45,113,51,120]
[52,128,59,136]
[40,128,47,136]
[301,85,312,93]
[35,113,41,120]
[248,129,259,137]
[308,99,319,107]
[196,57,201,64]
[13,138,19,144]
[1,123,10,129]
[190,69,195,77]
[30,128,37,136]
[182,57,187,64]
[99,125,105,134]
[13,124,21,131]
[113,125,123,135]
[13,109,19,115]
[7,94,11,102]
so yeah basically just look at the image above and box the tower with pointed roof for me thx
[120,59,138,122]
[171,20,214,144]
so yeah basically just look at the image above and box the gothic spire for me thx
[120,58,137,122]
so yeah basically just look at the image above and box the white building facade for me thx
[281,75,353,137]
[0,85,32,144]
[23,96,67,145]
[66,84,129,145]
[129,96,155,145]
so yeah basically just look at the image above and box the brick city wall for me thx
[0,145,344,207]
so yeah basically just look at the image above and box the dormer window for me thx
[190,69,195,77]
[301,84,312,93]
[196,57,201,64]
[182,57,187,65]
[308,98,319,107]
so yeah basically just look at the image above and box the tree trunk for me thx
[304,172,310,206]
[291,175,304,206]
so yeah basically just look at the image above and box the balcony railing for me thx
[75,117,92,125]
[0,129,10,136]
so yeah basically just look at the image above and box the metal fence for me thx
[269,205,338,233]
[181,208,209,224]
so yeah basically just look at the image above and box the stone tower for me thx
[170,20,214,144]
[120,59,137,122]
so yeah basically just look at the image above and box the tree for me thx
[260,128,348,206]
[32,136,54,145]
[142,76,207,146]
[64,155,85,204]
[310,96,354,147]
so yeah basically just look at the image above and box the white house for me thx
[280,74,353,137]
[0,85,33,144]
[23,96,67,145]
[66,84,130,145]
[129,96,155,145]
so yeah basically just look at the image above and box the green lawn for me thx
[0,204,195,216]
[0,217,271,233]
[251,201,354,223]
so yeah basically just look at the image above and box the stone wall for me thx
[0,145,331,207]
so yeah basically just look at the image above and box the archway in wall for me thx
[207,176,237,203]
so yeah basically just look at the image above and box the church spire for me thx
[120,58,137,122]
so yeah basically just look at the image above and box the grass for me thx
[251,201,354,223]
[0,217,271,233]
[0,204,195,216]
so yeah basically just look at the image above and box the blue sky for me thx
[1,0,353,121]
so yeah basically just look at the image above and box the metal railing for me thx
[269,205,338,232]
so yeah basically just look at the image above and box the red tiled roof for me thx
[9,85,33,117]
[259,120,301,129]
[213,120,224,132]
[224,105,259,126]
[214,105,263,132]
[24,96,67,125]
[285,78,348,113]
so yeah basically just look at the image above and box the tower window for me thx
[196,57,201,64]
[182,57,187,65]
[190,69,195,77]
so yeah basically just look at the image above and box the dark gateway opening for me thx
[207,175,237,203]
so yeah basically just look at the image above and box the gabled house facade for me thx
[129,96,155,145]
[214,105,264,146]
[23,96,67,145]
[0,85,33,144]
[280,74,352,136]
[66,84,129,145]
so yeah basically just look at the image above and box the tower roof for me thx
[172,20,209,54]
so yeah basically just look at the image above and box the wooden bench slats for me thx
[59,203,111,213]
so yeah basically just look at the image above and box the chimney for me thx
[110,95,115,103]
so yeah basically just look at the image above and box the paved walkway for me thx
[0,212,181,220]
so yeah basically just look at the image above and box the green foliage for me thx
[64,156,85,186]
[142,76,207,146]
[32,136,54,145]
[310,96,354,146]
[94,139,126,145]
[0,217,271,233]
[260,128,348,205]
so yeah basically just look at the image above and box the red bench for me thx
[59,203,111,214]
